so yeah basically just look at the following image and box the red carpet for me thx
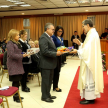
[64,67,108,108]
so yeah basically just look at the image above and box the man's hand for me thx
[69,49,77,54]
[73,39,81,45]
[56,51,63,56]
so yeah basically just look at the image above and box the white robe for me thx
[77,28,104,100]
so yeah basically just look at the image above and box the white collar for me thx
[20,38,27,43]
[45,32,51,38]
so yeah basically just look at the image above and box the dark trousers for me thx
[12,81,20,100]
[53,56,61,89]
[61,54,66,63]
[73,43,79,50]
[41,69,54,99]
[21,64,30,89]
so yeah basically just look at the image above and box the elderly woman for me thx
[34,40,39,48]
[7,29,28,103]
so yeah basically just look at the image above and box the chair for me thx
[28,73,40,86]
[0,53,8,83]
[0,85,23,108]
[0,98,5,108]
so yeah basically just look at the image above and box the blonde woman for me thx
[34,40,39,48]
[19,30,31,92]
[7,29,28,103]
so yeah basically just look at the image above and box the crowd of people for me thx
[0,19,104,105]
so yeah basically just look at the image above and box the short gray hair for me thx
[45,23,54,31]
[82,19,93,27]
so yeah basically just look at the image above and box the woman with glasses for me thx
[52,25,64,92]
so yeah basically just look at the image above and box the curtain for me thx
[0,19,2,40]
[59,15,87,46]
[105,14,108,28]
[95,15,106,37]
[1,18,23,39]
[30,16,56,41]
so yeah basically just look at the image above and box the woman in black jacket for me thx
[19,30,31,92]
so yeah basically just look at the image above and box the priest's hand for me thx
[69,49,77,54]
[73,39,81,45]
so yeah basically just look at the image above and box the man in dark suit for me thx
[71,31,80,49]
[39,23,62,103]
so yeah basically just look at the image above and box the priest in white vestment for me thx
[70,19,104,104]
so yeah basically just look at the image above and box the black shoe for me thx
[13,98,22,103]
[53,88,62,92]
[63,62,67,64]
[41,98,54,103]
[50,96,56,99]
[80,100,95,104]
[26,86,30,91]
[21,97,24,100]
[22,88,30,92]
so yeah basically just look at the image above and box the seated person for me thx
[71,31,79,49]
[28,41,40,73]
[34,40,39,48]
[100,28,108,39]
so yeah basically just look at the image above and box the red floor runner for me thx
[64,67,108,108]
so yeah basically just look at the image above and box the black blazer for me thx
[71,35,79,42]
[19,40,30,62]
[39,33,57,69]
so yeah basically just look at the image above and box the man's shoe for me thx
[22,88,30,92]
[26,86,30,91]
[41,98,54,103]
[50,96,56,99]
[80,100,95,104]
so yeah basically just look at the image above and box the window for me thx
[23,18,30,41]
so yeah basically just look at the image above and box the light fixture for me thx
[20,4,31,7]
[0,5,10,8]
[14,2,25,4]
[85,10,88,11]
[21,13,25,15]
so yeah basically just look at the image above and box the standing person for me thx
[71,31,79,49]
[19,30,31,92]
[70,19,104,104]
[7,29,28,102]
[52,25,64,92]
[81,30,86,43]
[39,23,62,103]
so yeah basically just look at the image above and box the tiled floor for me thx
[0,56,80,108]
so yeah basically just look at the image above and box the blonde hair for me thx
[34,40,39,45]
[8,29,19,44]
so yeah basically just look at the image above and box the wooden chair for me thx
[28,73,40,86]
[0,84,23,108]
[0,98,5,108]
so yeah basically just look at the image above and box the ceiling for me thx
[0,0,108,17]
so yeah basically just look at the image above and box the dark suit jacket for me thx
[39,33,57,69]
[71,35,79,42]
[29,54,40,73]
